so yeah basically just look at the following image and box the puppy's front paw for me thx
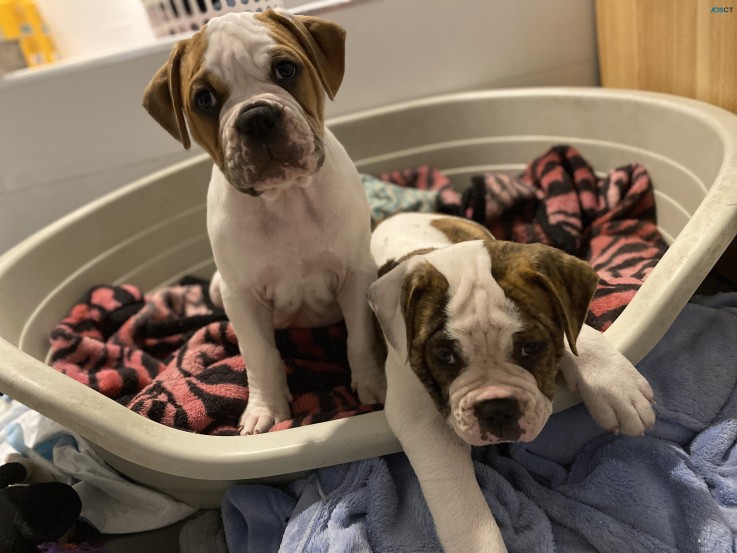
[239,396,291,435]
[578,367,655,436]
[561,336,656,437]
[352,367,387,405]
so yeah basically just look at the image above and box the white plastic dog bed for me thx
[1,88,736,508]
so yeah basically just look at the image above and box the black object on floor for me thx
[0,476,82,553]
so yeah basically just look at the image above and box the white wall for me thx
[0,0,598,253]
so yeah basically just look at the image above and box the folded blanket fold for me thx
[222,485,295,553]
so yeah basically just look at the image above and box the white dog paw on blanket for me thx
[560,324,655,436]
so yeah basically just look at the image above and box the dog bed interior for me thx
[44,144,664,438]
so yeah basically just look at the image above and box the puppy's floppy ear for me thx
[527,245,599,356]
[368,262,410,354]
[400,262,448,361]
[265,10,346,100]
[142,40,191,149]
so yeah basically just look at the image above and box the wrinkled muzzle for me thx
[450,385,552,446]
[221,98,324,195]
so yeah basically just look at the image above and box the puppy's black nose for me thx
[474,397,521,428]
[236,105,280,140]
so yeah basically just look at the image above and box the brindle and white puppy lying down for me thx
[368,212,656,553]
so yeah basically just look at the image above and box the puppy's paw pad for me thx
[588,389,656,437]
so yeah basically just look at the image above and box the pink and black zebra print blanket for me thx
[49,146,668,435]
[382,145,668,330]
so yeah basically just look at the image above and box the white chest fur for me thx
[207,130,373,328]
[246,252,344,328]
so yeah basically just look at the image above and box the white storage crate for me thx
[1,88,736,508]
[142,0,284,36]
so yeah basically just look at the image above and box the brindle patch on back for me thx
[430,217,493,244]
[401,261,461,415]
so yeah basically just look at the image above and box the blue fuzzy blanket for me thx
[222,294,737,553]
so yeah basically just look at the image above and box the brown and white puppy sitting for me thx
[369,212,656,553]
[142,9,385,434]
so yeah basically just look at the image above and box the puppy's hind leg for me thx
[338,267,387,405]
[209,270,224,308]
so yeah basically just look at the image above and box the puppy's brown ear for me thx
[265,10,346,100]
[527,245,599,356]
[400,263,448,361]
[368,259,449,360]
[142,41,191,149]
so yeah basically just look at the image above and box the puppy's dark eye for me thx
[433,348,457,366]
[274,60,298,81]
[520,341,545,358]
[194,88,217,112]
